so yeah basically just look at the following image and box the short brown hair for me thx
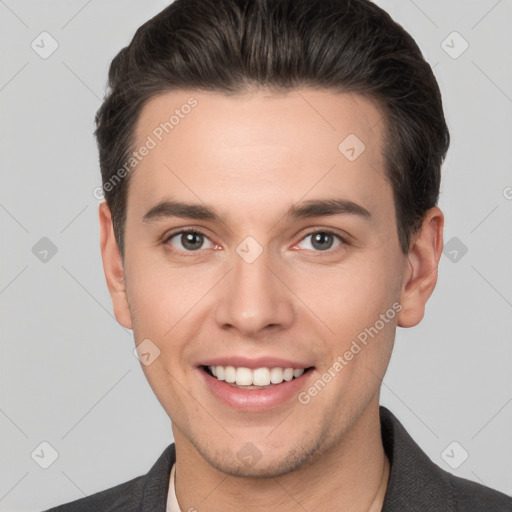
[94,0,450,258]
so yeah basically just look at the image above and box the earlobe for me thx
[397,207,444,328]
[98,202,133,330]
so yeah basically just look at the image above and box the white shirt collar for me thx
[166,463,182,512]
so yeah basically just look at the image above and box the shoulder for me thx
[43,474,145,512]
[42,443,175,512]
[447,471,512,511]
[379,406,512,511]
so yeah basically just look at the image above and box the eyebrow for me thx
[142,198,371,224]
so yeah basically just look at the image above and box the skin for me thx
[99,87,443,511]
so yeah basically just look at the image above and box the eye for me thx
[163,229,348,256]
[296,230,346,253]
[164,230,216,253]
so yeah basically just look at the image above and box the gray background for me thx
[1,0,511,510]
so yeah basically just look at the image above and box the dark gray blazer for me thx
[44,406,512,511]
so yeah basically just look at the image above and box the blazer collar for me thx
[140,406,452,511]
[380,405,452,511]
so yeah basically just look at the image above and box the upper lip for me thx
[197,356,313,370]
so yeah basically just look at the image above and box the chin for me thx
[190,428,328,479]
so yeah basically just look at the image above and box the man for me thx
[45,0,512,510]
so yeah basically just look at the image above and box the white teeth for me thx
[207,365,307,386]
[253,368,271,386]
[224,366,236,383]
[283,368,294,381]
[269,367,283,384]
[236,367,253,386]
[215,366,225,381]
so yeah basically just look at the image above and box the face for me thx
[102,87,415,477]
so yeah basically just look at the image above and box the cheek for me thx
[125,258,211,334]
[291,255,401,335]
[292,251,402,396]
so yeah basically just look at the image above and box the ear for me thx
[98,202,133,330]
[397,207,444,328]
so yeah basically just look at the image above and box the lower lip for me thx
[199,367,315,412]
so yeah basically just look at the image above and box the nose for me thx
[213,246,295,338]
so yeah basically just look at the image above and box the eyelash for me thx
[162,228,349,257]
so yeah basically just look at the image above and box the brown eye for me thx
[297,231,345,252]
[165,230,214,252]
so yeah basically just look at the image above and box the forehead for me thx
[128,88,389,221]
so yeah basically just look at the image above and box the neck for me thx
[173,400,389,512]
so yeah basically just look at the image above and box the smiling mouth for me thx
[201,365,314,389]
